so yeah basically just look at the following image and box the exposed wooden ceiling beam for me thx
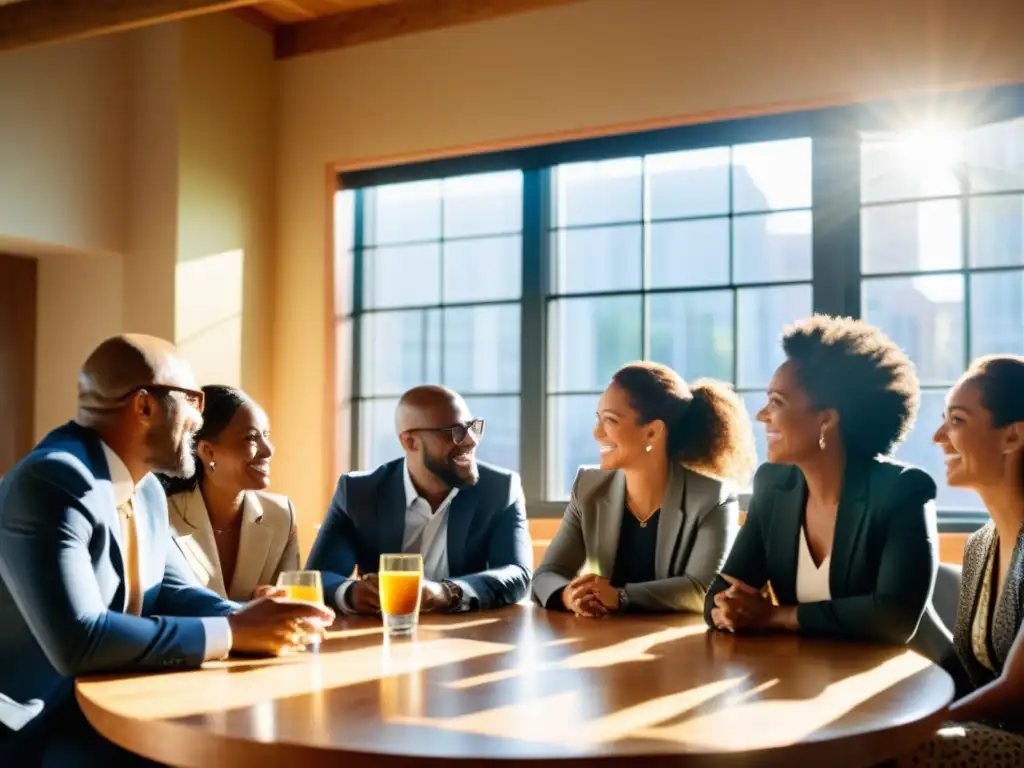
[0,0,260,52]
[275,0,587,59]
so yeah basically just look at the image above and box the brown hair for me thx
[965,354,1024,486]
[611,361,756,485]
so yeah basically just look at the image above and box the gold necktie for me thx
[117,496,143,616]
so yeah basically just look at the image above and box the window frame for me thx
[338,83,1024,532]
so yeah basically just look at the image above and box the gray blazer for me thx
[532,463,740,612]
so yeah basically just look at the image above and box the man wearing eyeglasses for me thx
[0,334,333,766]
[308,385,533,615]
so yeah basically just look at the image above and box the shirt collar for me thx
[402,458,458,510]
[100,440,137,506]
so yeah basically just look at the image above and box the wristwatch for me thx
[440,579,464,611]
[616,587,630,612]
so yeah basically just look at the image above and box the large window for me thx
[546,140,813,498]
[338,85,1024,526]
[861,116,1024,511]
[351,173,524,472]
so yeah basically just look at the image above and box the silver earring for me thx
[818,429,827,451]
[645,445,653,453]
[208,461,216,472]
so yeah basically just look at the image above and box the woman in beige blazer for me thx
[532,362,757,615]
[160,385,299,601]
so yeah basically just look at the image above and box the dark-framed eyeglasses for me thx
[127,385,205,413]
[407,418,485,444]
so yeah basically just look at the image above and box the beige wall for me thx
[274,0,1024,548]
[176,14,276,408]
[0,15,274,444]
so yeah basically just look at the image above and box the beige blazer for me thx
[532,463,739,613]
[167,487,300,602]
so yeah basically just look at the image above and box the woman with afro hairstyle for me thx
[704,315,948,661]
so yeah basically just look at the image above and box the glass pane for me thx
[733,211,812,283]
[335,318,353,405]
[334,401,352,479]
[465,395,520,472]
[365,181,441,245]
[443,171,523,238]
[861,200,962,275]
[970,195,1024,268]
[549,295,642,392]
[443,236,522,302]
[334,248,353,317]
[646,147,730,219]
[443,304,521,394]
[896,390,983,511]
[971,270,1024,358]
[967,117,1024,193]
[364,243,440,309]
[732,138,812,213]
[334,188,355,257]
[554,158,642,227]
[649,291,734,382]
[737,284,812,389]
[360,309,441,396]
[359,398,402,470]
[547,394,599,500]
[649,218,729,288]
[860,131,963,204]
[553,225,641,293]
[862,275,964,386]
[740,390,769,477]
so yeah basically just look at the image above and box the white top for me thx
[795,526,832,604]
[99,441,231,660]
[335,459,475,614]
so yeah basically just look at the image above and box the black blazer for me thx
[704,458,946,656]
[306,459,533,611]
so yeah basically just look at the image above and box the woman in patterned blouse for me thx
[901,355,1024,767]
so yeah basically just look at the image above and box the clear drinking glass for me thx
[378,554,423,637]
[276,570,326,651]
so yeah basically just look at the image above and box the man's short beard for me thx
[424,453,478,489]
[146,422,195,478]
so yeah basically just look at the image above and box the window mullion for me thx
[811,119,861,318]
[520,169,549,502]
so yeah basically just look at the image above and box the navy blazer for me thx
[307,459,533,610]
[0,423,236,732]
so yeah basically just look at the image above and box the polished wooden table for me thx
[77,605,953,767]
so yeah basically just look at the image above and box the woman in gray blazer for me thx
[533,361,757,615]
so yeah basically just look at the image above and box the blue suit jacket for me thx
[0,423,236,731]
[306,459,533,610]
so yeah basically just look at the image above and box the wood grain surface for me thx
[77,604,953,767]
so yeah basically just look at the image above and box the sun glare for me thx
[898,125,963,176]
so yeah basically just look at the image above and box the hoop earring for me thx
[818,428,827,451]
[208,461,216,472]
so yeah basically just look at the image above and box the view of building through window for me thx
[338,109,1024,516]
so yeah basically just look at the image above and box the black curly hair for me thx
[781,314,920,460]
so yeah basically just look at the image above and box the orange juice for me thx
[379,571,422,615]
[281,583,324,604]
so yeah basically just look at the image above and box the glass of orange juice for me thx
[276,570,325,651]
[379,554,423,638]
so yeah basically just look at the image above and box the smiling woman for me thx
[533,361,758,617]
[159,385,300,601]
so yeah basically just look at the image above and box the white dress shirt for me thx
[795,526,832,604]
[335,459,476,613]
[100,442,232,660]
